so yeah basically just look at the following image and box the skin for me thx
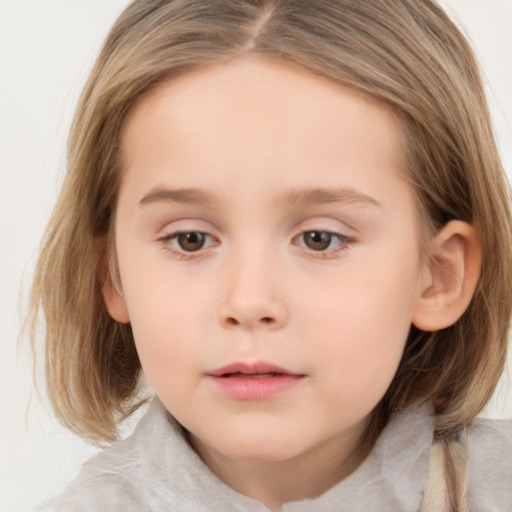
[104,57,481,510]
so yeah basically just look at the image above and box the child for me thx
[31,0,512,510]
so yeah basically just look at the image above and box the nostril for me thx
[224,316,275,327]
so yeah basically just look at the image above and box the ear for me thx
[95,236,131,324]
[412,220,482,331]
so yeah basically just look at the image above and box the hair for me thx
[31,0,511,480]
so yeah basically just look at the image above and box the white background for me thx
[1,1,511,510]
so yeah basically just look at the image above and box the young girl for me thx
[31,0,512,510]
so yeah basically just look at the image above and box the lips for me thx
[206,362,305,400]
[208,362,300,377]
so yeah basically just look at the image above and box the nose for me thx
[218,249,287,331]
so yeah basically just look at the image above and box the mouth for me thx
[206,362,306,400]
[221,372,284,378]
[208,361,303,377]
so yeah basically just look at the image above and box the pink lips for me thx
[207,362,305,400]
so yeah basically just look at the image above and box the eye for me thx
[297,230,350,252]
[164,231,215,253]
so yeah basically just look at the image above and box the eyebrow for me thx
[139,186,381,209]
[140,187,217,206]
[281,187,381,209]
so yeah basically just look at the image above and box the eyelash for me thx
[294,231,352,259]
[158,231,218,260]
[158,229,353,260]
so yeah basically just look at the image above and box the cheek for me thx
[119,265,215,390]
[305,293,410,377]
[128,288,204,349]
[297,252,419,398]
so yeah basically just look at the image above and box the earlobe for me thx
[412,220,482,332]
[95,236,131,324]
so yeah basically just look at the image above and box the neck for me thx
[189,424,369,511]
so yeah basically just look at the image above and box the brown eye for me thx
[176,232,206,252]
[302,231,334,251]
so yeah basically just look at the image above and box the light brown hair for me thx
[31,0,511,467]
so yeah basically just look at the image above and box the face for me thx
[111,57,427,468]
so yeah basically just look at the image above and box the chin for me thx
[205,426,312,463]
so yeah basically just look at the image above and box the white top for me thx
[38,398,512,511]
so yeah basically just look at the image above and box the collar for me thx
[132,398,433,511]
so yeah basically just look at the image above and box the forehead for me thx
[119,57,409,211]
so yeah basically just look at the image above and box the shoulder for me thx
[37,476,147,512]
[36,436,148,512]
[466,417,512,511]
[36,399,226,512]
